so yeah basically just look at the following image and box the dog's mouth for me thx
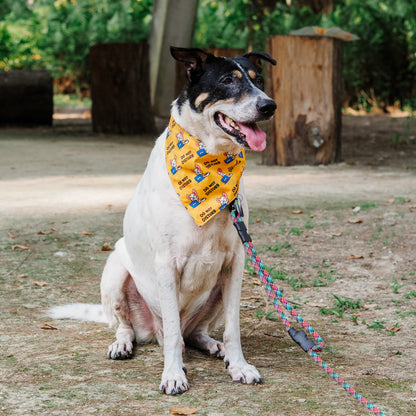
[214,112,267,152]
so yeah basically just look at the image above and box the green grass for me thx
[54,93,91,107]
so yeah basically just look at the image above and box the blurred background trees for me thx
[1,0,415,110]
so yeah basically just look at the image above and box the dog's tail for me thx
[48,303,108,323]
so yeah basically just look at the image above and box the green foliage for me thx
[1,0,415,107]
[0,0,153,84]
[320,294,362,318]
[195,0,416,109]
[330,0,416,109]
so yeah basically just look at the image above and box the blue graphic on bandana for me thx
[176,130,189,149]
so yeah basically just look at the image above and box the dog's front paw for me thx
[225,360,263,385]
[159,367,189,395]
[108,340,133,360]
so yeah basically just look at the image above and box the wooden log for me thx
[264,35,343,165]
[0,69,53,126]
[90,42,155,134]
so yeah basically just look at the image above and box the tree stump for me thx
[90,42,155,134]
[0,69,53,126]
[264,35,343,165]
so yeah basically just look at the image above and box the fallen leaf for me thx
[80,231,94,236]
[409,205,416,212]
[101,243,113,251]
[387,326,401,333]
[51,227,58,232]
[37,230,50,235]
[348,218,363,224]
[292,210,303,215]
[33,281,48,287]
[386,198,395,204]
[8,232,16,238]
[169,407,198,415]
[332,232,343,237]
[17,274,28,279]
[347,254,364,260]
[41,324,57,330]
[12,245,29,251]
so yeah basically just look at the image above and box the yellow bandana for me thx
[165,117,246,226]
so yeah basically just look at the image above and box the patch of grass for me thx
[391,277,404,294]
[254,309,280,322]
[304,219,316,229]
[54,93,92,107]
[360,202,378,210]
[404,291,416,299]
[365,319,386,330]
[320,294,362,318]
[267,241,292,254]
[289,227,303,235]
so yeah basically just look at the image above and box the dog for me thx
[49,46,276,395]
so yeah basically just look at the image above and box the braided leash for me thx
[230,198,387,416]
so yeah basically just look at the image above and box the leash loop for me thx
[229,197,388,416]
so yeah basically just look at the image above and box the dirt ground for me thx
[0,113,415,416]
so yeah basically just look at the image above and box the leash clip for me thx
[288,327,317,352]
[230,198,252,244]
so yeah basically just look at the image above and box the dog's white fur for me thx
[102,101,263,394]
[50,74,273,394]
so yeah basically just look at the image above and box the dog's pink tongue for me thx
[236,122,267,151]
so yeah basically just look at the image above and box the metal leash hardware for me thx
[229,197,388,416]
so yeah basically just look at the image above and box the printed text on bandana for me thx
[165,117,246,226]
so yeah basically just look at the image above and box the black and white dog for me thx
[50,47,276,395]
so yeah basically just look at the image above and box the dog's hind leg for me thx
[101,248,135,360]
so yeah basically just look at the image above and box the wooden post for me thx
[264,35,343,165]
[90,42,155,134]
[149,0,199,117]
[0,69,53,126]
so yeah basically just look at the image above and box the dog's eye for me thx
[254,76,264,89]
[221,76,234,85]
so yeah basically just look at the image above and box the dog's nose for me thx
[257,99,277,118]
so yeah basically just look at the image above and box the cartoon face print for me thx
[196,140,207,156]
[176,130,189,148]
[187,189,206,207]
[170,155,182,174]
[216,192,229,207]
[193,164,203,176]
[217,168,232,183]
[224,152,236,163]
[171,155,179,169]
[193,164,210,182]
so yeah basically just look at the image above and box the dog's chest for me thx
[174,213,237,295]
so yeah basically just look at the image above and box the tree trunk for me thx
[263,35,343,165]
[0,69,53,126]
[90,42,155,134]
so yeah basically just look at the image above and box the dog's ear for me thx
[170,46,213,82]
[241,51,276,73]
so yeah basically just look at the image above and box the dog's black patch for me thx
[171,47,275,114]
[171,47,276,151]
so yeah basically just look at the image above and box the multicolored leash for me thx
[229,198,388,416]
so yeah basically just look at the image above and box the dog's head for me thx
[171,47,276,155]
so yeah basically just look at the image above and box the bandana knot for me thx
[165,117,246,226]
